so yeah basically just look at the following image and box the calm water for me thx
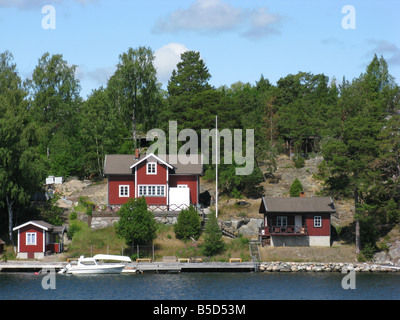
[0,272,399,300]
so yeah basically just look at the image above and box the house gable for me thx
[105,153,203,207]
[13,220,65,259]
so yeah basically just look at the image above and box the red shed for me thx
[104,153,203,211]
[13,221,65,259]
[259,196,336,247]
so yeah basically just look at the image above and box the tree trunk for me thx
[6,195,14,246]
[132,80,137,149]
[354,187,360,255]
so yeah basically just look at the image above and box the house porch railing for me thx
[260,225,308,236]
[95,204,205,215]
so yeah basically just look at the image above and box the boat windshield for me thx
[79,259,97,266]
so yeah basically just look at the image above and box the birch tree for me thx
[0,51,45,244]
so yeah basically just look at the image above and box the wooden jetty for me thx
[0,261,67,273]
[133,261,258,273]
[0,260,258,273]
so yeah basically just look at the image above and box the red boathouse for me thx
[13,221,66,259]
[104,153,203,211]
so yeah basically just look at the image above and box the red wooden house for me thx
[259,196,336,247]
[13,221,66,259]
[104,153,203,211]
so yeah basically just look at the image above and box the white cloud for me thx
[154,43,190,84]
[242,7,282,40]
[152,0,281,39]
[153,0,242,34]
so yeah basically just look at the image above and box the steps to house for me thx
[249,241,261,262]
[218,222,238,239]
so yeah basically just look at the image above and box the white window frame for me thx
[314,216,322,228]
[138,185,165,197]
[26,232,37,246]
[177,184,188,188]
[147,162,157,175]
[277,216,288,227]
[119,185,130,197]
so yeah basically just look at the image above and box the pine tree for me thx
[203,213,225,257]
[290,178,303,197]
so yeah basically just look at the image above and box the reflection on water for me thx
[0,272,399,300]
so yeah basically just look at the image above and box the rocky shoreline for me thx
[258,261,400,273]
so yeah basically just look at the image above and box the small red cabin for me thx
[13,221,65,259]
[259,196,336,247]
[104,153,203,211]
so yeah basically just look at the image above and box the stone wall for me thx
[258,261,400,272]
[90,212,180,229]
[91,212,119,230]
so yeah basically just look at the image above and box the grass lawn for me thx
[259,245,358,263]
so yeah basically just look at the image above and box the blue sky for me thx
[0,0,399,99]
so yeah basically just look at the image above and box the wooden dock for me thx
[0,261,67,272]
[133,261,258,273]
[0,261,258,273]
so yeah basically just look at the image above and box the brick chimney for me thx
[134,148,140,160]
[299,191,305,197]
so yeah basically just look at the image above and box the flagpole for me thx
[215,115,218,218]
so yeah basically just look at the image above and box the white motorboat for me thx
[59,255,132,274]
[94,254,136,273]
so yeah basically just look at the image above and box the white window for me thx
[177,185,188,188]
[119,185,130,197]
[314,216,322,228]
[138,185,165,197]
[26,233,37,246]
[277,216,287,227]
[147,162,157,175]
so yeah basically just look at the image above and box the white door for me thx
[169,187,190,211]
[295,215,302,232]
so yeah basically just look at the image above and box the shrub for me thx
[290,178,303,197]
[293,155,305,168]
[69,211,77,220]
[115,197,157,245]
[67,223,81,239]
[174,206,202,240]
[203,213,225,256]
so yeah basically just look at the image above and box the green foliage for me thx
[293,155,305,168]
[1,46,400,255]
[203,213,225,256]
[78,196,95,216]
[385,198,399,224]
[290,178,303,197]
[67,223,82,239]
[174,206,202,240]
[108,46,160,144]
[115,197,156,245]
[168,51,211,96]
[204,161,264,198]
[69,211,77,220]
